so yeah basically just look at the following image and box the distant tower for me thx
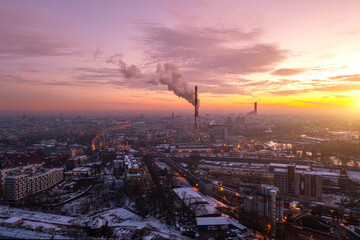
[254,102,257,114]
[22,113,27,122]
[172,112,174,119]
[194,86,199,137]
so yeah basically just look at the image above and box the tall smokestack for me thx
[195,86,199,137]
[254,102,257,114]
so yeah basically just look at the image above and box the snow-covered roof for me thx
[269,163,310,170]
[179,163,188,168]
[3,217,22,224]
[0,226,65,239]
[73,167,92,172]
[348,171,360,183]
[195,204,218,217]
[196,217,228,226]
[88,217,107,229]
[173,187,205,204]
[154,162,170,171]
[227,219,247,230]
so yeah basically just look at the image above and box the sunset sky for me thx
[1,0,360,115]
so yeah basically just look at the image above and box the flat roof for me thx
[73,167,92,172]
[227,219,247,230]
[173,187,205,204]
[196,217,228,226]
[4,217,22,224]
[195,204,218,217]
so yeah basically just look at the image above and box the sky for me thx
[1,0,360,115]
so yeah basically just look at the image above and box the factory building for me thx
[4,168,64,201]
[196,217,228,231]
[294,171,323,202]
[273,168,288,195]
[210,125,240,144]
[247,102,258,115]
[273,163,305,196]
[173,187,219,217]
[209,168,273,185]
[273,163,323,201]
[169,144,212,154]
[244,185,284,238]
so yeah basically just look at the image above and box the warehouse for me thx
[196,217,228,231]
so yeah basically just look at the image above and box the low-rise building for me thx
[66,155,89,170]
[196,217,229,231]
[72,167,94,176]
[2,217,23,227]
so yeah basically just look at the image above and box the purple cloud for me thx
[138,25,288,74]
[0,6,78,59]
[271,68,306,76]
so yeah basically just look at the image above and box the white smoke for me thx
[155,63,196,106]
[108,55,198,106]
[107,54,143,79]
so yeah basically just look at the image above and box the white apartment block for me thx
[4,168,63,201]
[1,164,43,195]
[1,164,42,185]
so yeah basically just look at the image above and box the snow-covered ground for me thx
[0,226,67,239]
[85,207,187,239]
[0,205,74,226]
[348,171,360,183]
[0,204,188,239]
[94,207,142,225]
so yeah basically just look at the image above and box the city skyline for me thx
[1,0,360,115]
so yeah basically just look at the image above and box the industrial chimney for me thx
[194,86,199,137]
[254,102,257,114]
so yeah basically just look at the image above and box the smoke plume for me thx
[107,54,143,79]
[155,63,196,106]
[108,55,198,106]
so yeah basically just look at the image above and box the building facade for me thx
[294,171,323,202]
[4,168,64,201]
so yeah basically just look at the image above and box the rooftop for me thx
[196,217,228,226]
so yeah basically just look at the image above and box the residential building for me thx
[4,168,63,201]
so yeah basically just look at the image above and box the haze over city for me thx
[1,1,360,240]
[1,0,360,115]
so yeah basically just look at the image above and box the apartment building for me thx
[0,164,42,196]
[4,168,63,201]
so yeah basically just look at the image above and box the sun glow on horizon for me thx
[2,1,360,114]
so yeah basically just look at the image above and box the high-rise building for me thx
[273,168,288,195]
[287,164,295,195]
[273,163,323,202]
[244,185,284,238]
[294,171,323,202]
